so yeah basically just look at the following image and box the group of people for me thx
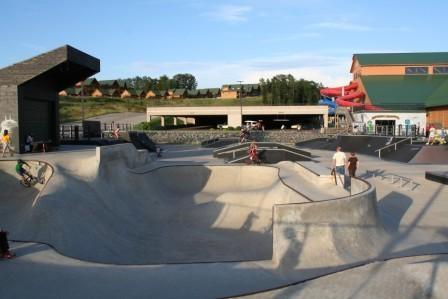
[332,146,359,179]
[426,127,447,145]
[1,130,40,157]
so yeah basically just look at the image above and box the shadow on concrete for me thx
[377,191,413,233]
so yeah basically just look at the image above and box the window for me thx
[405,67,428,74]
[434,66,448,74]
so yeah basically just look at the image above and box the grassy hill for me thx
[59,96,263,123]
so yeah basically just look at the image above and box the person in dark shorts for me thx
[0,229,15,259]
[347,152,359,177]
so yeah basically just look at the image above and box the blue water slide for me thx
[318,97,337,114]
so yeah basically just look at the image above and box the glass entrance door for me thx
[375,120,396,136]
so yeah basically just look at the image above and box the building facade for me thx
[0,45,100,152]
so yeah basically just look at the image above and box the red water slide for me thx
[320,82,380,110]
[320,82,359,97]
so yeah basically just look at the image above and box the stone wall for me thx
[0,85,18,121]
[143,129,326,144]
[0,85,20,150]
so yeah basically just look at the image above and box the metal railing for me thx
[352,124,424,137]
[375,137,413,159]
[60,123,134,141]
[366,170,419,191]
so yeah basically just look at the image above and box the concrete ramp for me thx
[273,179,388,270]
[410,145,448,164]
[8,144,446,298]
[0,160,53,231]
[1,145,312,264]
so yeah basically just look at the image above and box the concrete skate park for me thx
[1,141,448,299]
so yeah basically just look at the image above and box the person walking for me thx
[1,129,14,158]
[332,146,346,185]
[347,152,359,177]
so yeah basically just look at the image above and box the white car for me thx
[244,120,258,129]
[217,124,229,129]
[291,124,302,130]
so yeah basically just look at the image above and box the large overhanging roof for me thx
[0,45,100,88]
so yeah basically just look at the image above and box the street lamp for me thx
[237,80,243,126]
[81,79,85,122]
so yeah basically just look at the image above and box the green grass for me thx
[146,96,263,107]
[60,96,147,123]
[59,96,263,122]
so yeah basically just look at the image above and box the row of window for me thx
[405,66,448,74]
[353,66,448,79]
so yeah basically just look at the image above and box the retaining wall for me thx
[142,130,326,144]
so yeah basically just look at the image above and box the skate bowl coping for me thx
[95,143,156,168]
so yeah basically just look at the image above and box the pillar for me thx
[160,116,165,127]
[173,117,177,126]
[228,113,242,128]
[323,113,328,128]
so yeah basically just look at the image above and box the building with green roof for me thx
[348,52,448,129]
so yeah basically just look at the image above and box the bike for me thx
[20,173,45,188]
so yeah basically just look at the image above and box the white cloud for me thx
[307,21,373,32]
[202,5,253,23]
[127,52,352,88]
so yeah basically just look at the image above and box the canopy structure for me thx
[0,45,100,152]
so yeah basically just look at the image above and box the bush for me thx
[134,122,152,130]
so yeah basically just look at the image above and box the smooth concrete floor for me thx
[0,144,447,298]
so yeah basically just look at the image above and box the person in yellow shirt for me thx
[1,129,14,158]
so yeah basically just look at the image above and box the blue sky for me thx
[1,0,447,88]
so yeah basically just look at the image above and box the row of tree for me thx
[259,74,323,105]
[121,73,323,105]
[121,73,198,91]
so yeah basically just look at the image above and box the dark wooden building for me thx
[0,45,100,152]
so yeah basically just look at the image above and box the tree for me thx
[258,74,322,105]
[157,75,170,90]
[260,78,269,104]
[172,73,198,90]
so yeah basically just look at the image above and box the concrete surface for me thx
[0,144,447,298]
[241,254,448,299]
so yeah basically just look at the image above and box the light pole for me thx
[81,79,85,123]
[237,80,243,126]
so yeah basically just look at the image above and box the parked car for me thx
[244,120,258,129]
[291,124,302,130]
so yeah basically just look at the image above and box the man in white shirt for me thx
[332,146,346,175]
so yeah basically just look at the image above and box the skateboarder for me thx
[16,159,32,184]
[0,229,15,259]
